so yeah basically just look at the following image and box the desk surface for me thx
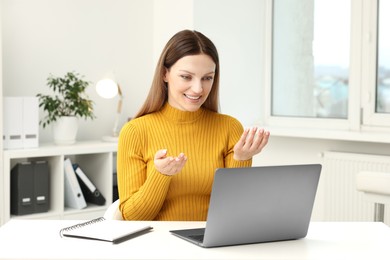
[1,220,390,260]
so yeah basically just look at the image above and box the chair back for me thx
[103,199,123,220]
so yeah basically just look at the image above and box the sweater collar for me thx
[160,103,204,123]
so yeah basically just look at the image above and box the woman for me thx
[117,29,270,221]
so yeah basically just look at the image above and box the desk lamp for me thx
[96,78,123,142]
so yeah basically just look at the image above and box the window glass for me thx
[272,0,350,118]
[376,0,390,114]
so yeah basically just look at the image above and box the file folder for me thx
[33,161,50,213]
[22,97,39,148]
[3,97,23,149]
[3,97,39,149]
[73,164,106,206]
[64,158,87,209]
[11,162,35,215]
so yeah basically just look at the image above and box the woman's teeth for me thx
[185,94,200,100]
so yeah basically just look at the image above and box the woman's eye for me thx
[180,75,191,80]
[203,76,213,81]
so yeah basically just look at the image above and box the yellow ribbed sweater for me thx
[117,103,252,221]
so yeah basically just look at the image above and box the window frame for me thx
[361,0,390,128]
[264,0,389,132]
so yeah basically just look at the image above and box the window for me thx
[266,0,390,130]
[376,0,390,114]
[272,0,350,119]
[361,0,390,127]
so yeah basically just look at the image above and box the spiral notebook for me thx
[59,217,152,243]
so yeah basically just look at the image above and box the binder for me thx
[33,161,50,213]
[22,97,39,148]
[73,163,106,205]
[3,97,39,149]
[3,97,23,149]
[11,162,35,215]
[64,158,87,209]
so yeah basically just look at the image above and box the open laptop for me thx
[170,164,322,248]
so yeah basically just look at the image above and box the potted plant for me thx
[37,71,95,145]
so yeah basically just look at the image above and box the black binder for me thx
[33,161,50,213]
[11,161,50,215]
[11,162,35,215]
[73,164,106,205]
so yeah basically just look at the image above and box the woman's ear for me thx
[163,67,169,83]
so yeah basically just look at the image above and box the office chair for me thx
[103,199,123,220]
[356,171,390,222]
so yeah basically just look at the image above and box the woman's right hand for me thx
[154,149,187,176]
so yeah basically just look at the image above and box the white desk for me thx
[0,220,390,259]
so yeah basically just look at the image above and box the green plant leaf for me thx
[37,71,96,128]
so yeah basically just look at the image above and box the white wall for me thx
[194,0,264,127]
[2,0,154,143]
[153,0,194,65]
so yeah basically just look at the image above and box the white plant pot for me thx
[52,116,78,145]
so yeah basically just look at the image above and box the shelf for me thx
[1,141,117,226]
[263,126,390,144]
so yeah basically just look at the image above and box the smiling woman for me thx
[116,29,270,221]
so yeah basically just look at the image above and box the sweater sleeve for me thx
[224,117,252,168]
[117,121,172,220]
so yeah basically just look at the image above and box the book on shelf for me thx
[59,217,152,243]
[72,163,106,206]
[64,158,87,209]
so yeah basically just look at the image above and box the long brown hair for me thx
[134,30,220,118]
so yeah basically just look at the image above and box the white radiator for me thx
[322,151,390,225]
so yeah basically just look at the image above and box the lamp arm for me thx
[112,98,123,137]
[112,84,123,137]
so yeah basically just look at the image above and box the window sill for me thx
[264,126,390,144]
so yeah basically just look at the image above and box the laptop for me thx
[170,164,322,248]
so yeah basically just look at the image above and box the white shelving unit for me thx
[1,141,117,226]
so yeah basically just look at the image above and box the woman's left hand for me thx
[233,127,270,161]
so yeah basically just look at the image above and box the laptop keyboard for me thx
[189,234,204,242]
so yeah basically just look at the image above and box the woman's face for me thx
[164,54,216,112]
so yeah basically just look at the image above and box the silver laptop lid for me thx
[202,164,321,247]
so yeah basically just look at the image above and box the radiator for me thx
[322,151,390,225]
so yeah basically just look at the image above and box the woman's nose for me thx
[191,80,203,93]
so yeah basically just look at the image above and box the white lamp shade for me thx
[96,79,118,99]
